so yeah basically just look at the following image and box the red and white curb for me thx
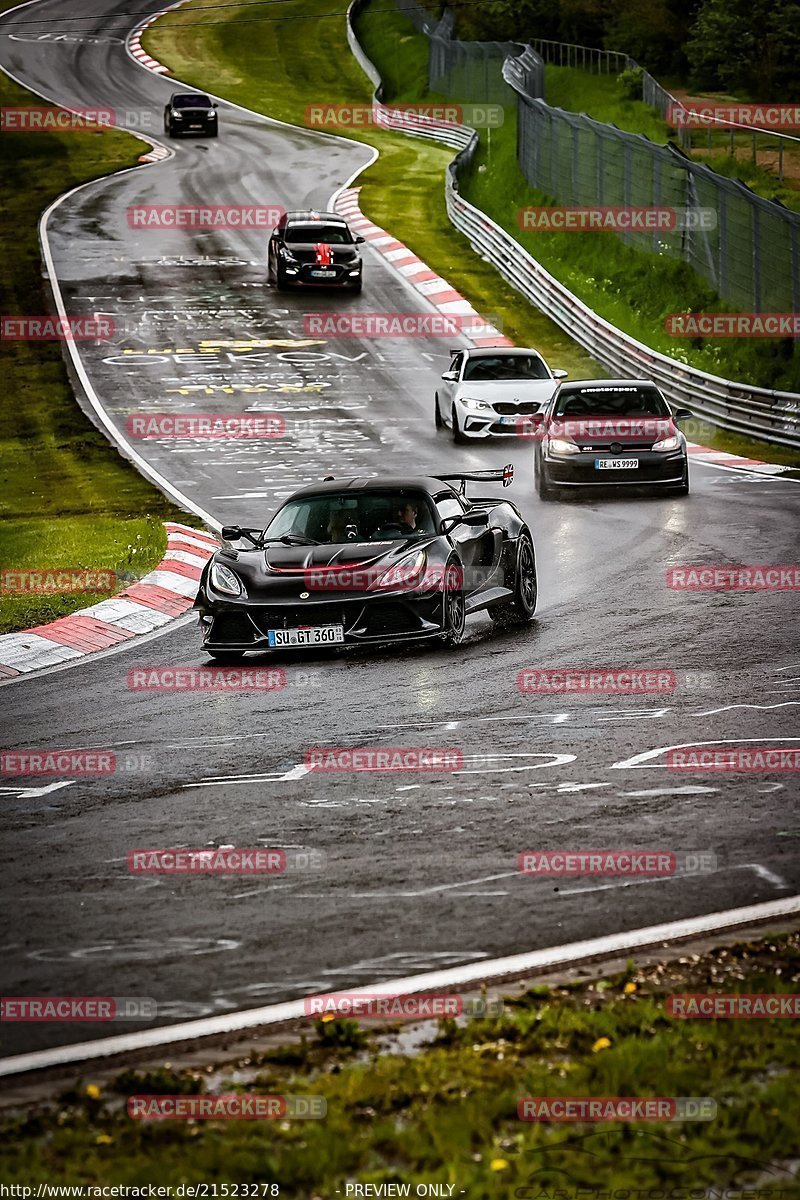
[335,186,797,475]
[685,443,795,475]
[127,0,189,76]
[335,186,511,349]
[138,145,170,164]
[0,524,218,680]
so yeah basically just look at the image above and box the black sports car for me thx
[267,210,364,292]
[533,379,692,499]
[194,467,536,658]
[163,92,218,137]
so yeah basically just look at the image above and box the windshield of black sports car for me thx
[462,353,549,381]
[284,224,353,244]
[263,491,438,544]
[553,385,671,417]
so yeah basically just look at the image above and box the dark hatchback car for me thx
[268,210,364,292]
[533,379,691,499]
[163,92,218,137]
[194,468,536,658]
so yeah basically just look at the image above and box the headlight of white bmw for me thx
[548,437,581,455]
[210,561,244,597]
[652,433,682,452]
[460,397,492,412]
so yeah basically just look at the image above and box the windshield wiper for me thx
[263,535,320,546]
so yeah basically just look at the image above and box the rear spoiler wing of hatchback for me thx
[437,464,514,494]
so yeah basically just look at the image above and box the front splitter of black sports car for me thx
[196,591,446,653]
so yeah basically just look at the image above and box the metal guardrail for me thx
[346,0,800,448]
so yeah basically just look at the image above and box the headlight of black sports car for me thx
[210,561,245,597]
[374,550,428,591]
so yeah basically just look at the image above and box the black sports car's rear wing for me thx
[437,464,514,494]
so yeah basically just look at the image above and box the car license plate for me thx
[310,268,337,278]
[267,625,344,647]
[595,458,639,470]
[499,415,518,425]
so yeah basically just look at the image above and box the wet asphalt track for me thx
[0,0,798,1058]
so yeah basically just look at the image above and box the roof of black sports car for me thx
[288,477,458,498]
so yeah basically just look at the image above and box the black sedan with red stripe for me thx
[267,210,364,292]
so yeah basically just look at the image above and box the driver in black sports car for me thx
[396,499,427,533]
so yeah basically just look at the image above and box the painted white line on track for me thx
[1,894,798,1077]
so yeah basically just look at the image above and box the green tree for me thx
[686,0,800,98]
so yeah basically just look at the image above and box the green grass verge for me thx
[0,16,197,635]
[145,0,800,467]
[2,931,798,1190]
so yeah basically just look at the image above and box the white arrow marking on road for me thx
[0,781,75,799]
[182,754,576,789]
[611,738,800,769]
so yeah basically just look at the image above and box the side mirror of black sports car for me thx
[462,510,490,526]
[441,510,490,534]
[355,235,365,244]
[221,525,242,541]
[674,408,693,422]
